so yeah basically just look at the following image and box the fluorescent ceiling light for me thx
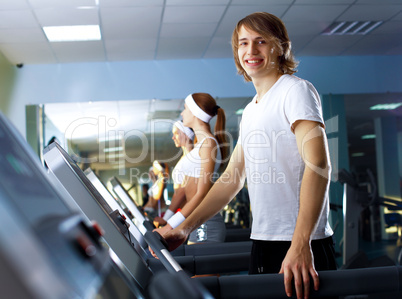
[361,134,376,140]
[106,153,124,159]
[98,135,123,142]
[43,25,101,42]
[235,109,244,115]
[322,21,383,35]
[370,103,402,110]
[104,146,123,153]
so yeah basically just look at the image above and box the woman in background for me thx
[153,120,194,226]
[155,93,228,244]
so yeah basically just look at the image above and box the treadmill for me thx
[36,121,402,298]
[85,170,250,275]
[43,143,247,277]
[86,169,149,234]
[109,175,150,228]
[43,141,153,289]
[0,112,144,299]
[84,168,147,236]
[109,175,252,258]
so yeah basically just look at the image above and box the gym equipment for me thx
[146,206,402,299]
[84,168,147,236]
[109,176,150,227]
[146,230,214,299]
[193,265,402,299]
[43,141,153,289]
[44,143,253,276]
[88,170,253,258]
[339,168,402,267]
[0,112,144,298]
[109,175,252,255]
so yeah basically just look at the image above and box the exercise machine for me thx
[339,168,402,268]
[145,218,402,299]
[43,141,153,288]
[0,112,145,298]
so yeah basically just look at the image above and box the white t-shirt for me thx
[238,74,333,241]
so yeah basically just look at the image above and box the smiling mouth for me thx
[246,59,263,64]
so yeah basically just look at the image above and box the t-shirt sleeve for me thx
[284,80,324,132]
[237,119,243,145]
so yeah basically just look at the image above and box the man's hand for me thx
[279,242,319,299]
[164,227,189,251]
[149,225,189,258]
[149,225,173,258]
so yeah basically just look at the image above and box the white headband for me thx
[185,94,212,123]
[174,120,194,140]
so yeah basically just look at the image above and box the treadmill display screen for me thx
[44,142,114,215]
[0,119,71,225]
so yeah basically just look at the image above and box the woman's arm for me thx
[152,176,166,201]
[154,187,186,226]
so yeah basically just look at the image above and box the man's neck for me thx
[253,72,283,103]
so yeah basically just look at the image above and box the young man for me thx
[161,12,336,299]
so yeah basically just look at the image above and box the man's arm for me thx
[280,120,331,299]
[163,143,246,251]
[154,138,221,237]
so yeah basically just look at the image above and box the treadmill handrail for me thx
[144,231,183,273]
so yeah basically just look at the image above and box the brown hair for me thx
[231,12,298,82]
[191,93,228,164]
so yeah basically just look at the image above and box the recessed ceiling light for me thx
[321,21,383,35]
[361,134,376,140]
[370,103,402,110]
[235,109,244,115]
[351,152,365,157]
[104,146,123,153]
[43,25,101,42]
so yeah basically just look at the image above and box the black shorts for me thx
[249,236,337,275]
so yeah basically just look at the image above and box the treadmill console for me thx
[0,113,124,298]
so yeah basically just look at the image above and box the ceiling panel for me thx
[0,28,46,43]
[289,34,316,55]
[342,34,402,55]
[231,0,292,4]
[355,0,402,5]
[338,4,402,21]
[372,21,402,35]
[282,4,349,23]
[166,0,230,5]
[50,40,106,63]
[0,42,56,64]
[0,10,39,29]
[0,0,31,9]
[297,34,361,56]
[286,21,333,36]
[34,7,100,26]
[28,0,97,8]
[160,23,217,38]
[214,5,290,37]
[100,6,162,40]
[156,37,210,59]
[297,0,354,3]
[0,0,400,64]
[99,0,163,6]
[163,6,226,23]
[203,37,232,58]
[104,39,157,61]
